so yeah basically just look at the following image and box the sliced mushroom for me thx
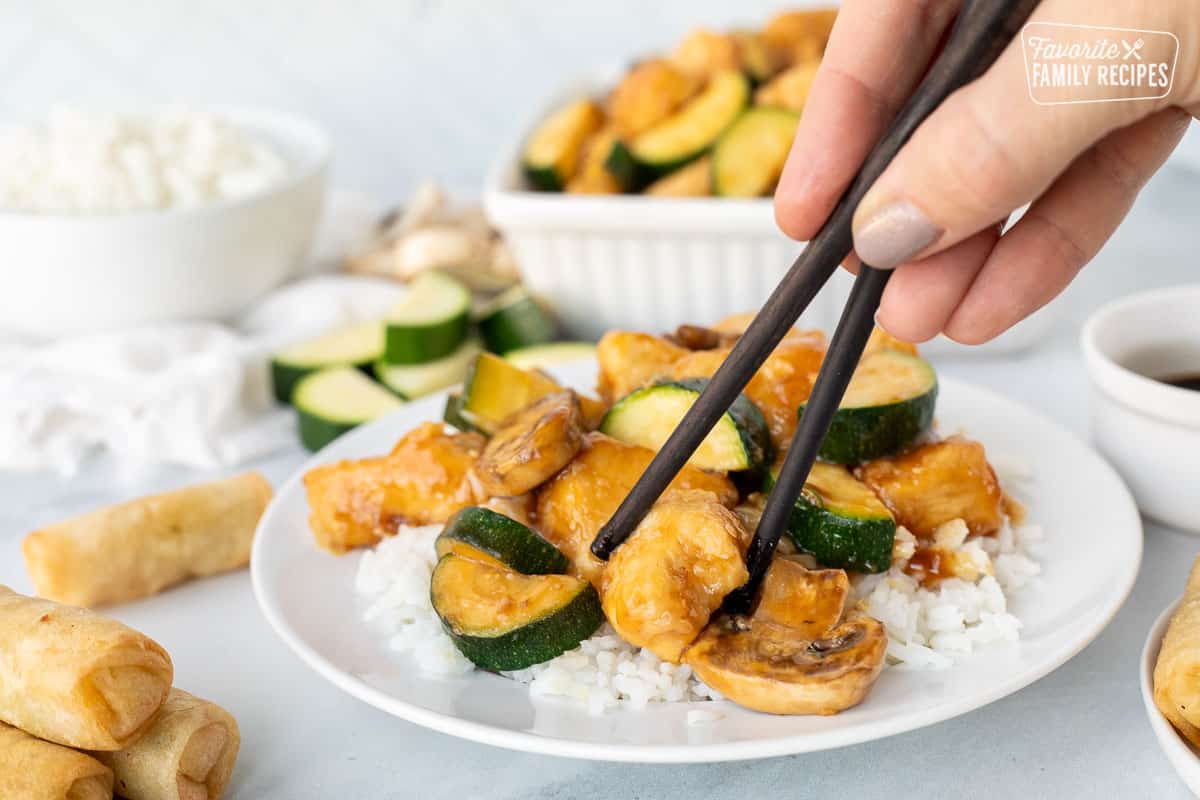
[600,492,748,663]
[684,614,887,715]
[753,557,849,636]
[474,391,584,497]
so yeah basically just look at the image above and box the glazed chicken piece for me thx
[669,28,743,79]
[596,331,689,403]
[857,437,1005,539]
[668,337,826,451]
[683,614,887,716]
[535,433,737,587]
[608,59,698,139]
[305,422,485,554]
[761,8,839,64]
[474,391,584,496]
[481,495,536,528]
[600,492,749,663]
[753,557,850,637]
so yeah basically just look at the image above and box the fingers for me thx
[773,0,958,242]
[941,108,1191,344]
[851,1,1165,269]
[875,224,1003,342]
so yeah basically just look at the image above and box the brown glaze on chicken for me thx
[535,434,737,587]
[305,422,485,554]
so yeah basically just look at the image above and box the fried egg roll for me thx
[93,689,239,800]
[23,472,272,607]
[0,586,173,751]
[1155,557,1200,747]
[0,722,114,800]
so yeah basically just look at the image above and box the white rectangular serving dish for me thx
[484,70,1054,353]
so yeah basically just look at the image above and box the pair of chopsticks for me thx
[591,0,1039,613]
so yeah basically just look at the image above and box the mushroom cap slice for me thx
[684,615,887,715]
[753,557,849,637]
[474,391,584,497]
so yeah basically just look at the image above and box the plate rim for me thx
[251,373,1143,763]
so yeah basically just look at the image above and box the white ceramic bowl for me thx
[0,108,330,338]
[484,69,1056,353]
[1141,599,1200,795]
[1081,285,1200,533]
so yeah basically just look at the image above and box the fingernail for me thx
[853,199,943,269]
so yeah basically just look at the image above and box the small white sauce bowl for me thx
[0,107,330,338]
[1082,285,1200,533]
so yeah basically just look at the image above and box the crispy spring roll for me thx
[0,722,114,800]
[1155,557,1200,746]
[23,472,272,607]
[0,586,173,751]
[92,689,239,800]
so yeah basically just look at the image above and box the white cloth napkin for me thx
[0,274,403,476]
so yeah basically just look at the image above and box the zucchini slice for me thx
[270,321,383,403]
[436,506,569,575]
[712,107,800,197]
[504,341,597,370]
[605,70,749,189]
[523,99,605,191]
[476,286,558,354]
[373,338,482,400]
[431,554,604,671]
[461,353,605,434]
[293,366,403,451]
[599,378,770,472]
[767,462,896,573]
[800,350,937,464]
[384,271,472,365]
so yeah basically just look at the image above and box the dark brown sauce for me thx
[1159,373,1200,392]
[906,548,947,589]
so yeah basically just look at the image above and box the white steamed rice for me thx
[355,469,1043,713]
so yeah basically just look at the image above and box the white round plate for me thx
[252,362,1142,763]
[1141,600,1200,795]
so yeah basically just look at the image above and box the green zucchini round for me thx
[431,555,604,671]
[600,378,771,472]
[799,351,938,464]
[384,271,472,365]
[476,287,558,355]
[436,507,569,575]
[293,366,403,451]
[767,462,896,574]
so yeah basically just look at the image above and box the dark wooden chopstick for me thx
[723,264,891,613]
[591,0,1039,567]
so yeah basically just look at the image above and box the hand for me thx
[774,0,1199,344]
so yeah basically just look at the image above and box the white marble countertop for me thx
[2,165,1198,799]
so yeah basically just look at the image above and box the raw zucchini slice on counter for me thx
[712,107,799,197]
[476,286,558,354]
[505,341,597,371]
[293,366,403,451]
[800,350,937,464]
[384,271,472,365]
[373,338,482,399]
[461,353,606,433]
[767,462,896,573]
[431,554,604,671]
[599,378,771,472]
[270,321,383,403]
[523,99,605,191]
[436,506,569,575]
[605,70,749,189]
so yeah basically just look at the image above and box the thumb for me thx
[850,10,1166,269]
